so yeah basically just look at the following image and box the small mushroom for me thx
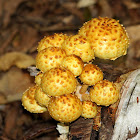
[81,101,98,119]
[36,47,66,72]
[79,64,103,86]
[62,34,94,62]
[61,54,84,76]
[41,67,77,96]
[48,94,82,123]
[21,85,47,113]
[37,33,68,52]
[90,80,119,106]
[35,72,43,85]
[34,86,50,107]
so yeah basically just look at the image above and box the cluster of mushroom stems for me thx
[22,17,129,127]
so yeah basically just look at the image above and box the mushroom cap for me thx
[90,80,119,106]
[61,55,84,76]
[79,17,129,60]
[21,86,47,113]
[48,94,82,123]
[37,33,68,52]
[35,72,43,85]
[35,86,51,107]
[36,47,66,72]
[81,101,97,119]
[79,64,103,86]
[62,34,94,62]
[41,67,77,96]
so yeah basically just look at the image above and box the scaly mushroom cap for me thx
[35,86,51,107]
[41,67,77,96]
[21,86,47,113]
[90,80,119,106]
[79,17,129,60]
[35,72,43,85]
[37,33,68,52]
[36,47,66,72]
[81,101,97,119]
[79,64,103,86]
[61,55,84,76]
[48,94,82,123]
[62,34,94,62]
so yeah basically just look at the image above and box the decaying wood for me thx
[21,121,57,140]
[112,69,140,140]
[69,117,95,140]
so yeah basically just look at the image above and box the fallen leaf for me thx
[2,0,26,27]
[77,0,97,8]
[126,25,140,43]
[0,67,34,97]
[0,52,35,71]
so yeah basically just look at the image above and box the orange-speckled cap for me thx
[79,64,103,86]
[81,101,97,119]
[90,80,119,106]
[37,33,68,52]
[21,85,47,113]
[62,34,94,62]
[48,94,82,123]
[35,86,50,107]
[36,47,66,72]
[79,17,129,60]
[35,72,43,85]
[61,55,84,76]
[41,67,77,96]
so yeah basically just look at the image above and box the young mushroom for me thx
[21,85,47,113]
[81,101,98,119]
[34,86,51,107]
[61,55,84,77]
[36,47,66,72]
[62,34,94,62]
[37,33,68,52]
[79,17,129,60]
[35,72,43,85]
[41,67,77,96]
[48,94,83,123]
[79,64,103,86]
[90,80,119,106]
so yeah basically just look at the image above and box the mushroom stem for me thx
[56,123,69,140]
[79,84,89,94]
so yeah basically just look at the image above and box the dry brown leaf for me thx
[126,25,140,43]
[77,0,97,8]
[0,67,34,98]
[2,0,26,26]
[12,26,38,53]
[0,52,35,71]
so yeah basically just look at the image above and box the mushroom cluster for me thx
[21,17,129,124]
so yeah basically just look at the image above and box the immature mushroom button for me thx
[62,34,94,62]
[36,47,66,72]
[41,67,77,96]
[90,80,119,106]
[79,64,103,86]
[21,85,47,113]
[48,94,83,123]
[37,33,68,52]
[61,55,84,76]
[81,101,98,119]
[34,86,51,107]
